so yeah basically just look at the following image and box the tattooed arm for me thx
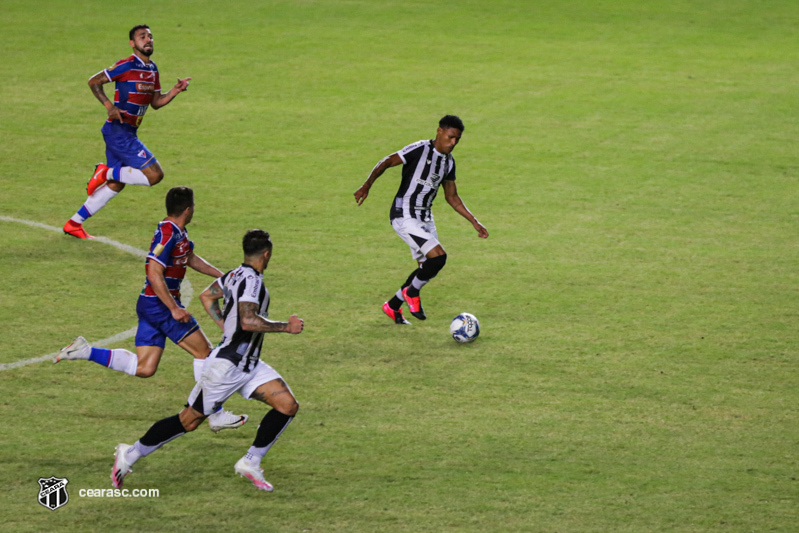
[199,280,225,331]
[239,302,304,334]
[88,70,124,123]
[354,152,403,206]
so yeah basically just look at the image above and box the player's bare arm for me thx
[88,71,123,123]
[199,280,225,331]
[443,180,488,238]
[147,260,192,322]
[354,152,403,206]
[187,252,224,278]
[239,302,304,334]
[151,77,192,109]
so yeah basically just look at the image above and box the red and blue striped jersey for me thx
[104,55,161,130]
[142,220,194,300]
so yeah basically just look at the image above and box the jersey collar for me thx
[429,140,447,157]
[240,263,260,274]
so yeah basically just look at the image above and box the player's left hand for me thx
[286,314,304,334]
[474,221,489,238]
[174,77,192,93]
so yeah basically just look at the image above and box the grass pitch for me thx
[1,1,798,531]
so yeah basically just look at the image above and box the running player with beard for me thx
[63,24,192,239]
[354,115,489,324]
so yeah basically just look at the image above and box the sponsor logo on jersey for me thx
[136,82,155,93]
[38,477,70,511]
[415,173,442,188]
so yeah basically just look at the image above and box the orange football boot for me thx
[63,220,94,240]
[87,163,109,196]
[382,302,411,325]
[402,287,426,320]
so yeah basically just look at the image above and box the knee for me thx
[183,419,203,432]
[149,169,164,185]
[421,253,447,280]
[136,363,158,378]
[280,400,299,417]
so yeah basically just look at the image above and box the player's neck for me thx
[243,260,264,274]
[133,50,152,64]
[165,215,187,231]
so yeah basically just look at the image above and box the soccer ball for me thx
[450,313,480,343]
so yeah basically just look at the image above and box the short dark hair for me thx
[439,115,465,132]
[129,24,150,40]
[165,187,194,216]
[243,229,273,256]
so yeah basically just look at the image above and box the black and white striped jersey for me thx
[211,263,270,373]
[390,140,457,222]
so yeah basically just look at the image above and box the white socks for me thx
[71,185,119,223]
[113,167,152,186]
[109,349,139,376]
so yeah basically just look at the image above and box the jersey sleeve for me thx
[397,140,427,165]
[104,58,132,82]
[445,157,457,181]
[239,275,263,304]
[147,225,177,267]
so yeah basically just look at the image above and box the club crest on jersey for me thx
[38,476,69,511]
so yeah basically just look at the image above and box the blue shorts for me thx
[135,295,199,348]
[101,121,157,170]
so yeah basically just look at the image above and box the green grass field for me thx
[1,0,798,531]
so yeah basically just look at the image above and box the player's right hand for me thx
[172,307,192,323]
[107,106,123,123]
[287,314,304,334]
[354,186,369,205]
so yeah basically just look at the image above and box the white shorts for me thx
[187,356,286,415]
[391,217,441,263]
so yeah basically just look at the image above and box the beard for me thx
[137,45,154,57]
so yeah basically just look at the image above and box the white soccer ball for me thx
[450,312,480,343]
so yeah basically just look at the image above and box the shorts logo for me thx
[138,150,147,158]
[38,476,69,511]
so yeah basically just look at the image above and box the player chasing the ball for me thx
[354,115,488,324]
[56,187,248,433]
[63,24,192,240]
[110,229,304,492]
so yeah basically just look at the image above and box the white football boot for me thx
[112,443,134,489]
[234,457,273,491]
[208,410,249,433]
[55,336,91,362]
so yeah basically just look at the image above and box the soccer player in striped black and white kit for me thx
[354,115,488,324]
[110,230,304,492]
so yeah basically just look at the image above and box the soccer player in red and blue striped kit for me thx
[63,24,192,239]
[57,187,248,433]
